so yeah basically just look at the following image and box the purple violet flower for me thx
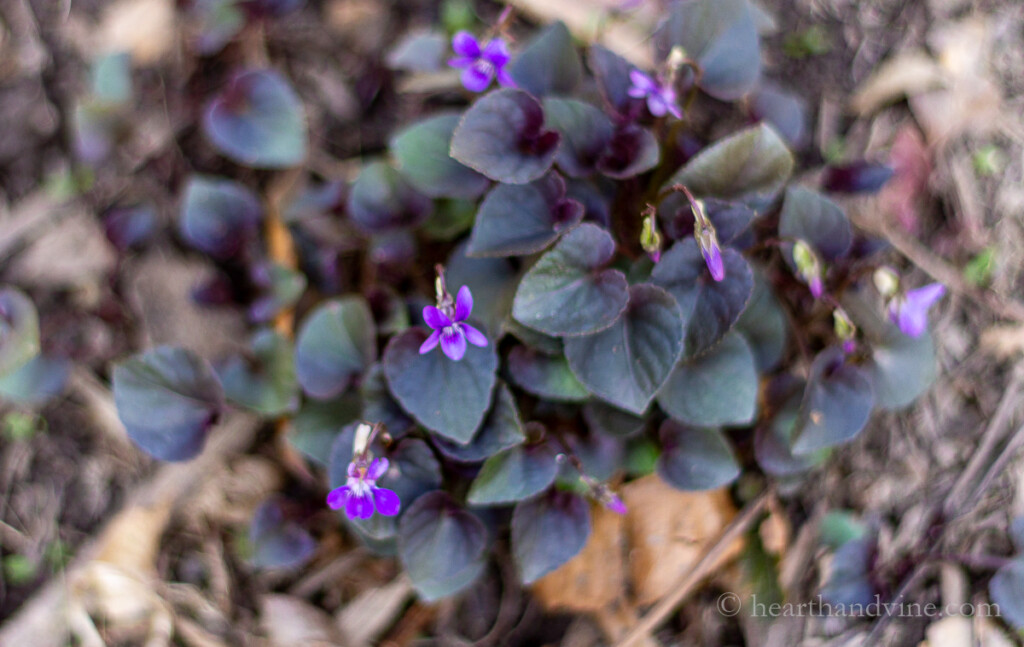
[697,228,725,282]
[888,283,946,338]
[420,285,488,361]
[605,493,628,515]
[448,32,515,93]
[327,457,401,521]
[627,69,683,119]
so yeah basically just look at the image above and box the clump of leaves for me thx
[85,0,945,605]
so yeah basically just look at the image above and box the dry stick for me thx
[614,491,771,647]
[944,366,1024,516]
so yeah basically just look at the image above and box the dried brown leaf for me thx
[94,0,175,65]
[533,503,627,613]
[261,594,346,647]
[850,52,946,116]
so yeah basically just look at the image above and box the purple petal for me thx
[894,301,928,338]
[462,323,488,348]
[606,495,627,515]
[347,461,360,478]
[447,56,475,69]
[481,39,510,67]
[373,488,401,516]
[346,492,374,520]
[419,329,442,354]
[451,31,480,58]
[906,283,946,310]
[810,277,824,299]
[326,485,350,510]
[462,65,494,92]
[423,306,451,330]
[646,95,668,117]
[496,68,517,88]
[366,457,389,481]
[629,69,655,93]
[703,246,725,282]
[454,285,473,321]
[440,329,467,361]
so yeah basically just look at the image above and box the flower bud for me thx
[873,267,900,299]
[640,210,663,263]
[792,240,824,298]
[353,422,373,457]
[833,307,856,342]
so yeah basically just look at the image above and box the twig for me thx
[944,366,1024,515]
[614,491,771,647]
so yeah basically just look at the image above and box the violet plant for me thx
[63,0,952,604]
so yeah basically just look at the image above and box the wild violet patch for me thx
[81,0,952,606]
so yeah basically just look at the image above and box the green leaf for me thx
[467,172,583,257]
[289,395,362,468]
[508,346,590,402]
[467,443,559,506]
[565,284,684,414]
[657,332,758,427]
[656,421,740,490]
[654,0,761,101]
[398,491,489,601]
[735,273,788,371]
[0,355,70,406]
[0,288,40,380]
[779,186,851,261]
[543,98,614,178]
[512,223,629,337]
[391,113,490,199]
[582,401,646,438]
[754,387,827,477]
[347,162,432,234]
[295,297,376,400]
[202,68,307,169]
[383,329,498,444]
[450,89,560,184]
[511,491,590,584]
[791,348,874,455]
[219,329,299,416]
[663,124,793,201]
[819,511,867,549]
[435,382,524,462]
[507,21,582,97]
[113,346,224,461]
[651,239,753,357]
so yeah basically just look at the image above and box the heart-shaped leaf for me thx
[383,328,498,443]
[656,421,740,491]
[735,274,788,371]
[654,0,761,101]
[507,21,582,97]
[821,535,877,606]
[467,172,583,257]
[651,239,754,357]
[190,0,244,55]
[295,297,376,400]
[113,346,224,462]
[542,99,614,178]
[563,431,624,482]
[844,291,936,411]
[0,355,70,406]
[588,44,638,115]
[386,29,447,72]
[0,288,40,380]
[347,162,432,234]
[435,382,524,462]
[565,284,684,414]
[467,443,559,506]
[289,396,362,467]
[990,557,1024,632]
[511,490,590,584]
[583,401,646,438]
[202,68,307,168]
[657,332,758,427]
[507,346,589,402]
[754,387,828,477]
[596,124,660,179]
[779,186,852,261]
[750,82,808,148]
[663,124,793,201]
[446,242,519,337]
[450,89,560,185]
[249,498,316,569]
[360,362,415,437]
[179,175,262,258]
[512,223,629,337]
[398,491,488,601]
[218,329,299,416]
[391,113,490,199]
[791,347,875,455]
